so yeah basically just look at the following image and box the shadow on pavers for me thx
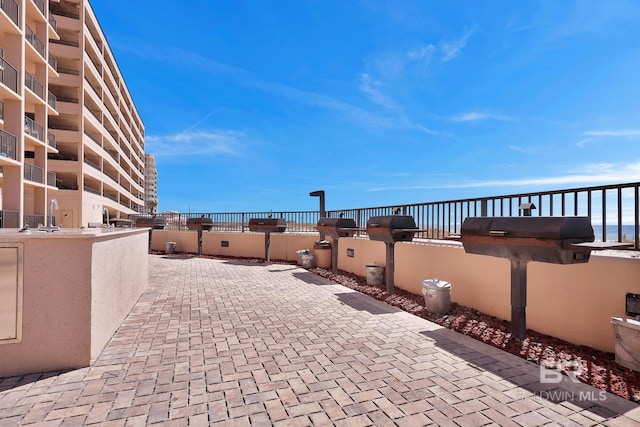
[419,328,640,421]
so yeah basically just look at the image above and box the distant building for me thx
[0,0,146,228]
[144,154,158,213]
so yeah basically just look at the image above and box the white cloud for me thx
[367,161,640,192]
[146,130,243,157]
[441,26,477,62]
[359,73,397,109]
[448,111,510,122]
[582,130,640,137]
[407,45,435,61]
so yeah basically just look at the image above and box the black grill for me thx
[317,217,358,274]
[248,218,287,233]
[459,216,625,340]
[186,217,215,231]
[135,216,166,229]
[366,215,418,293]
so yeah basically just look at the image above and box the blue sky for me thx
[90,0,640,213]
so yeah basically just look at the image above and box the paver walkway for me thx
[1,255,639,426]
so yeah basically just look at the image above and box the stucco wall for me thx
[150,230,639,353]
[0,229,149,377]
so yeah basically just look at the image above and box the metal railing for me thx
[48,10,57,32]
[47,90,56,110]
[130,182,640,250]
[0,57,19,93]
[48,51,57,71]
[0,210,19,228]
[83,157,100,170]
[84,186,101,195]
[0,0,19,27]
[47,131,56,148]
[47,171,56,187]
[24,163,44,184]
[25,25,45,58]
[25,71,44,100]
[0,129,17,160]
[0,100,3,120]
[24,116,44,142]
[32,0,45,16]
[23,214,44,228]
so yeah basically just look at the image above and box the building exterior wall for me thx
[0,0,145,229]
[144,154,157,213]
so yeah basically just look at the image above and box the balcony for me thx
[25,71,45,100]
[0,0,19,28]
[0,100,3,121]
[32,0,45,16]
[24,163,44,184]
[48,10,57,32]
[47,170,56,187]
[47,131,56,149]
[24,116,44,142]
[0,129,17,160]
[0,210,19,228]
[0,57,19,94]
[25,25,46,58]
[48,51,58,71]
[48,90,57,110]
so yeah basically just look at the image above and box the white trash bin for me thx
[611,317,640,372]
[165,241,176,254]
[422,278,451,313]
[366,263,384,286]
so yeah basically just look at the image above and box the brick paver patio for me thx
[1,255,639,426]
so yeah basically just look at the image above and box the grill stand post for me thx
[197,229,203,256]
[331,238,339,274]
[265,232,271,262]
[385,242,395,294]
[510,258,528,340]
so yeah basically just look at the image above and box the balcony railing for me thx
[24,116,44,142]
[0,210,20,228]
[47,131,56,149]
[0,129,17,160]
[84,157,100,170]
[48,90,57,110]
[48,11,57,32]
[32,0,45,16]
[25,71,44,100]
[84,186,101,195]
[0,100,3,121]
[47,171,56,187]
[23,214,45,228]
[0,57,19,93]
[24,163,44,184]
[104,193,118,202]
[129,182,640,250]
[25,25,45,58]
[48,51,57,71]
[1,0,19,28]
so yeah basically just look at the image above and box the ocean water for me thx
[592,225,637,242]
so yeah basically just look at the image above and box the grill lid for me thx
[459,216,595,264]
[317,217,358,238]
[366,215,417,243]
[248,218,287,233]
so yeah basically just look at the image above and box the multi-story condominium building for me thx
[0,0,145,229]
[144,154,157,213]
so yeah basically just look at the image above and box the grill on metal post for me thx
[186,217,215,255]
[366,214,417,294]
[248,218,287,262]
[459,215,628,340]
[316,217,358,274]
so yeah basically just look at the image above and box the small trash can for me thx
[314,240,332,269]
[296,249,315,268]
[422,278,451,313]
[165,241,176,254]
[366,263,384,286]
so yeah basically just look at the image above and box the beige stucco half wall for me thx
[151,230,639,353]
[0,229,149,377]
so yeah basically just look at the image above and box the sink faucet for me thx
[103,207,113,230]
[39,199,61,232]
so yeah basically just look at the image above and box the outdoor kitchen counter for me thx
[0,228,149,377]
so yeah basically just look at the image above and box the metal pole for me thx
[265,232,271,262]
[510,258,528,340]
[386,242,395,294]
[310,190,326,240]
[331,238,339,274]
[197,229,203,255]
